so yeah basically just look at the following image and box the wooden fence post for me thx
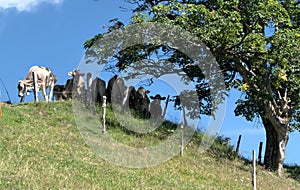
[258,142,263,165]
[162,95,170,119]
[180,123,184,156]
[235,134,242,158]
[102,96,107,134]
[0,102,2,117]
[32,72,38,102]
[252,150,257,190]
[180,106,187,156]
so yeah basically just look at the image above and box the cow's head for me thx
[68,69,78,77]
[136,87,150,102]
[68,69,85,77]
[17,80,27,97]
[150,94,166,101]
[52,75,57,84]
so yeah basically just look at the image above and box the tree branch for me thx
[232,58,260,92]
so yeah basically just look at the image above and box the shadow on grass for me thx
[285,164,300,182]
[236,157,300,182]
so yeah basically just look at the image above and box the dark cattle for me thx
[119,86,136,109]
[128,86,136,110]
[105,75,153,118]
[91,77,106,104]
[106,75,127,105]
[65,70,85,99]
[149,94,166,120]
[133,87,151,118]
[17,66,56,102]
[64,79,73,99]
[53,84,68,101]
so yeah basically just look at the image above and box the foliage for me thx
[83,23,229,120]
[86,0,300,129]
[124,0,300,128]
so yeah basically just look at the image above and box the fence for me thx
[234,135,263,190]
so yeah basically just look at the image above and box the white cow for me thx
[17,66,56,102]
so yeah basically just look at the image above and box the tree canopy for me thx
[84,0,300,176]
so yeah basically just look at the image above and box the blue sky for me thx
[0,0,299,165]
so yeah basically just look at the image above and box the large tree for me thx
[85,0,300,176]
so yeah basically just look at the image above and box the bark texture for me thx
[262,117,289,177]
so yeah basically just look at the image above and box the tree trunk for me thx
[262,117,289,177]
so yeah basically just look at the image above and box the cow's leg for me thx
[48,82,54,101]
[20,85,27,103]
[20,96,25,103]
[41,85,48,102]
[35,87,39,102]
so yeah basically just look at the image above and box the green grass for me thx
[0,101,299,189]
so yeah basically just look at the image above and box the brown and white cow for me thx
[65,69,85,99]
[149,94,166,120]
[17,66,56,102]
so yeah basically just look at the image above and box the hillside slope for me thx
[0,101,299,189]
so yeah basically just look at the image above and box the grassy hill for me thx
[0,101,299,189]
